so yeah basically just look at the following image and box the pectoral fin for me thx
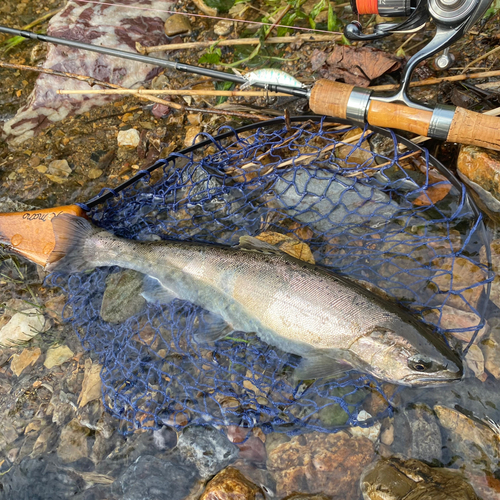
[193,311,235,343]
[294,352,354,381]
[141,276,178,304]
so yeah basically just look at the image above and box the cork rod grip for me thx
[309,79,354,119]
[447,107,500,151]
[309,79,434,135]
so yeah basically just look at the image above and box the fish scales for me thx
[55,228,399,352]
[46,215,463,386]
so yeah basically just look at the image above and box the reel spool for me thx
[346,0,494,92]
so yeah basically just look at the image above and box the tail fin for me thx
[46,214,97,273]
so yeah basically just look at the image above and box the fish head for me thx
[353,325,463,387]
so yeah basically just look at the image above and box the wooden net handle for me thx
[309,79,500,151]
[0,204,86,266]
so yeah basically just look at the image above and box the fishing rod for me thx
[1,0,499,151]
[0,0,498,267]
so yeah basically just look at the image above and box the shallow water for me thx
[1,1,500,499]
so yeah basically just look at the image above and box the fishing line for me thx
[74,0,342,35]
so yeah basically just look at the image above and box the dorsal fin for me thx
[237,235,284,255]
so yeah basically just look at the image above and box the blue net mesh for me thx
[47,118,491,435]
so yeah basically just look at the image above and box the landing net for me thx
[46,117,491,434]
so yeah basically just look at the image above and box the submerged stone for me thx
[114,455,197,500]
[177,425,239,479]
[100,270,146,324]
[360,457,480,500]
[267,431,374,498]
[200,467,262,500]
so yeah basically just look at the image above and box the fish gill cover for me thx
[46,118,491,435]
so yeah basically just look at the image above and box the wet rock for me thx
[57,419,91,463]
[281,495,331,500]
[88,168,103,180]
[481,316,500,379]
[462,469,500,500]
[392,403,442,463]
[10,347,41,376]
[200,467,262,500]
[44,345,74,369]
[360,457,481,500]
[465,345,487,381]
[273,168,400,237]
[226,427,267,464]
[177,425,239,479]
[380,421,394,446]
[151,103,170,118]
[184,125,202,147]
[459,170,500,218]
[18,433,39,462]
[457,145,500,204]
[267,431,374,498]
[423,305,488,343]
[113,455,198,500]
[117,129,141,148]
[90,430,120,465]
[187,113,202,126]
[152,426,177,451]
[434,404,500,469]
[0,421,20,445]
[350,410,381,443]
[78,359,102,408]
[231,461,276,497]
[100,270,146,323]
[236,436,267,464]
[481,240,500,309]
[164,14,192,36]
[0,456,85,500]
[428,257,485,311]
[336,128,374,169]
[0,196,35,213]
[47,159,72,178]
[0,308,45,346]
[214,20,233,36]
[31,424,59,457]
[45,173,68,184]
[24,419,44,435]
[44,294,67,321]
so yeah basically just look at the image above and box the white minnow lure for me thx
[238,68,306,90]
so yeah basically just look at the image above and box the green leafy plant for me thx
[215,80,235,104]
[485,0,500,17]
[205,0,237,12]
[199,45,222,65]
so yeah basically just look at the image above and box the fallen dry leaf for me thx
[311,46,401,87]
[78,358,102,407]
[10,347,42,377]
[256,231,315,264]
[410,158,452,206]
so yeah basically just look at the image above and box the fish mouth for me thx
[401,371,463,386]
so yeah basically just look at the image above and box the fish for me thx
[45,214,463,387]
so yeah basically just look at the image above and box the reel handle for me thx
[309,79,500,151]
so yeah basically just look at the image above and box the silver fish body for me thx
[47,215,463,386]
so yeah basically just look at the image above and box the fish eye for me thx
[408,355,434,372]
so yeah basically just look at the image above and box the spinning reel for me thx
[344,0,494,108]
